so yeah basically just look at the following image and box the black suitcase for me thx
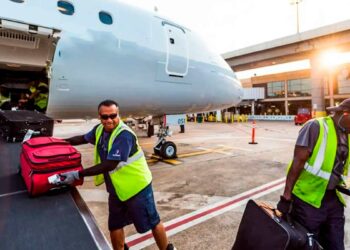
[232,200,323,250]
[0,110,54,142]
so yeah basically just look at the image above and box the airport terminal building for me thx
[223,20,350,117]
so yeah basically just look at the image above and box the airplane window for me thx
[57,1,75,16]
[10,0,25,3]
[99,11,113,25]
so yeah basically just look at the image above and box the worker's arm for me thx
[59,160,120,185]
[79,160,119,177]
[65,135,88,146]
[282,146,310,200]
[79,131,135,177]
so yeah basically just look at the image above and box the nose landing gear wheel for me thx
[152,122,177,159]
[153,140,177,159]
[160,141,177,159]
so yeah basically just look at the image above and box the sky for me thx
[121,0,350,54]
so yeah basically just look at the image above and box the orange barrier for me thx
[249,120,258,145]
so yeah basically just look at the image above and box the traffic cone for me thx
[249,120,258,144]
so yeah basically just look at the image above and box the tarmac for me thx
[53,120,350,250]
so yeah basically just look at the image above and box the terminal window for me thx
[267,81,284,98]
[287,78,311,97]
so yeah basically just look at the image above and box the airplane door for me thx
[0,19,60,72]
[163,23,189,77]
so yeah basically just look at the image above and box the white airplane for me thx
[0,0,242,158]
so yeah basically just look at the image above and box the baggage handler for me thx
[61,100,176,250]
[277,98,350,250]
[23,80,48,112]
[32,81,49,112]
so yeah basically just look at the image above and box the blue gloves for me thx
[59,170,80,185]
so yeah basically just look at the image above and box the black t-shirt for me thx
[296,119,348,189]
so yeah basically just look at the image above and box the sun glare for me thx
[320,50,350,69]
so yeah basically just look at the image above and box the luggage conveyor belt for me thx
[0,140,111,250]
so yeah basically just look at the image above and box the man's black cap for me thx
[327,98,350,112]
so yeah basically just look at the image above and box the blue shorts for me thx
[108,184,160,233]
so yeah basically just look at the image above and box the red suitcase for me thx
[20,137,84,196]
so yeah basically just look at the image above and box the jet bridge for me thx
[223,20,350,117]
[0,140,111,250]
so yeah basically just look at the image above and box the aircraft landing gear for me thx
[153,125,177,159]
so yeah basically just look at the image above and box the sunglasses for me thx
[100,113,118,120]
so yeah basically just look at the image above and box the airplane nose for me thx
[215,71,243,108]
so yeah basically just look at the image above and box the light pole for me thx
[290,0,302,34]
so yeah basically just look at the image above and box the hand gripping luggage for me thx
[232,200,323,250]
[20,137,83,196]
[0,110,54,142]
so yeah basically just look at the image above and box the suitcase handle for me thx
[47,156,72,162]
[34,151,77,159]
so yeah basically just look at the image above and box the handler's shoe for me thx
[166,243,177,250]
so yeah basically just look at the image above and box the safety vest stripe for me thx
[304,162,331,180]
[313,120,328,170]
[109,151,145,174]
[303,120,330,180]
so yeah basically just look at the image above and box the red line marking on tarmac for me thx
[127,179,285,247]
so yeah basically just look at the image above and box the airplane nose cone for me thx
[214,71,243,108]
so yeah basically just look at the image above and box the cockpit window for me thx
[99,11,113,25]
[9,0,25,3]
[57,1,75,16]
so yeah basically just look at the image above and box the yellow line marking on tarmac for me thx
[216,144,254,152]
[146,158,159,164]
[210,149,237,156]
[178,146,237,158]
[196,146,238,156]
[162,159,182,165]
[147,155,182,165]
[177,149,213,158]
[146,146,236,166]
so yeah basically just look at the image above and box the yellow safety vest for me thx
[94,121,152,201]
[29,86,36,94]
[289,117,350,208]
[34,82,48,109]
[0,94,10,107]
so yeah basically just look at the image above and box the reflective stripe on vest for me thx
[29,86,36,93]
[109,150,145,174]
[94,121,152,201]
[35,93,48,109]
[38,82,48,88]
[34,82,48,109]
[290,117,350,208]
[303,119,331,180]
[0,94,10,106]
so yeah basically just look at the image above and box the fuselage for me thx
[0,0,242,119]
